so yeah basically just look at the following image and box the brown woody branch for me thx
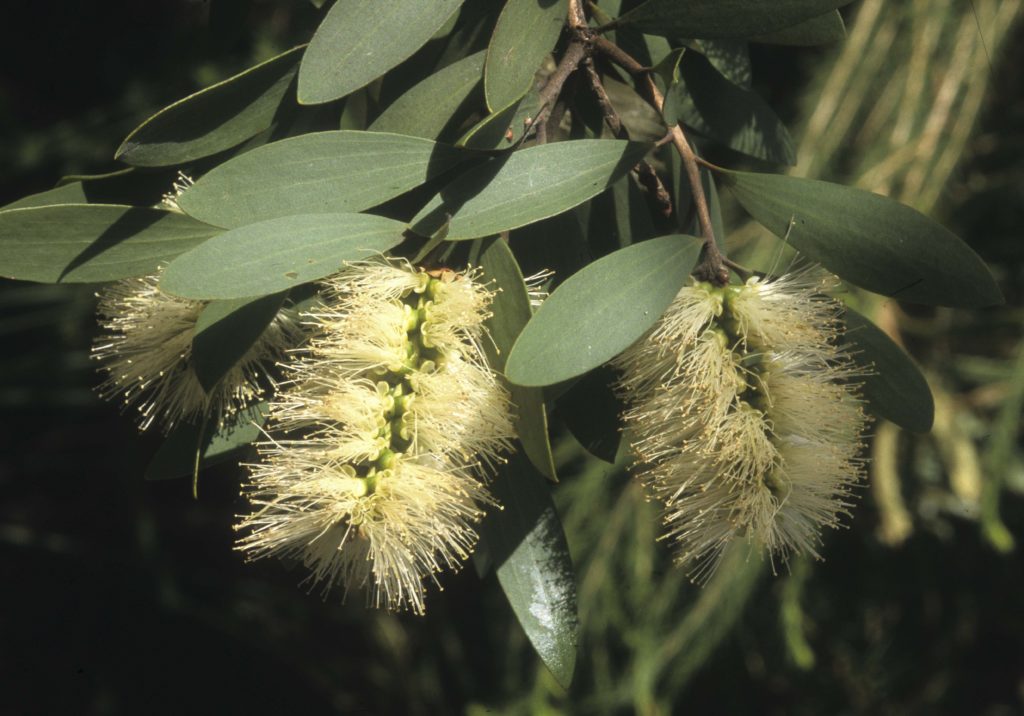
[592,36,727,284]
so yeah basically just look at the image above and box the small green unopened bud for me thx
[376,448,397,471]
[425,277,442,300]
[404,303,420,331]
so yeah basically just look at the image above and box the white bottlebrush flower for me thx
[614,268,868,582]
[236,258,515,613]
[158,171,195,214]
[92,269,297,433]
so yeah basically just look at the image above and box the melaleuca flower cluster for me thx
[92,269,297,433]
[614,268,868,581]
[235,259,515,614]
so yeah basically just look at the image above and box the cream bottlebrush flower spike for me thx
[614,267,868,582]
[92,269,298,433]
[236,258,515,614]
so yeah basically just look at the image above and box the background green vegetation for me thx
[1,1,1022,713]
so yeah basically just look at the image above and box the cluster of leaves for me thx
[0,0,1003,687]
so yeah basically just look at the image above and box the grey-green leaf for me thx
[618,0,854,39]
[410,140,651,240]
[723,171,1002,307]
[475,237,557,480]
[3,183,90,211]
[192,293,286,393]
[369,51,486,140]
[666,51,795,165]
[458,90,543,150]
[298,0,464,104]
[160,213,406,299]
[687,39,751,89]
[506,235,703,386]
[176,131,467,228]
[116,46,304,167]
[842,309,934,433]
[751,10,846,45]
[145,402,268,481]
[0,204,220,284]
[556,365,623,463]
[478,452,578,689]
[484,0,566,112]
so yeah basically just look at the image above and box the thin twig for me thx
[568,0,587,27]
[635,163,673,218]
[530,37,588,143]
[584,57,672,216]
[583,57,625,136]
[592,35,727,284]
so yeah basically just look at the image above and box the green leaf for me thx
[703,169,727,251]
[666,51,795,165]
[842,309,934,433]
[145,402,269,481]
[160,213,406,299]
[477,452,578,689]
[723,171,1002,307]
[751,10,846,45]
[115,46,304,167]
[3,169,187,213]
[582,173,656,257]
[369,51,486,140]
[475,237,557,480]
[410,140,651,240]
[601,76,668,142]
[192,293,286,393]
[618,0,854,39]
[3,183,90,211]
[176,131,467,228]
[298,0,465,104]
[457,90,543,150]
[556,365,622,463]
[484,0,566,112]
[687,39,751,89]
[0,204,220,284]
[506,234,703,386]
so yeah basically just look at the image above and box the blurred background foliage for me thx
[2,1,1023,714]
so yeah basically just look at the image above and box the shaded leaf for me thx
[484,0,566,111]
[723,171,1002,307]
[116,46,304,167]
[602,75,668,142]
[703,169,727,251]
[0,204,219,284]
[369,51,487,140]
[145,402,269,480]
[3,168,175,211]
[556,365,623,463]
[192,293,286,392]
[618,0,853,39]
[510,210,590,289]
[582,173,657,259]
[842,309,934,433]
[751,10,846,45]
[688,39,751,89]
[3,183,91,211]
[666,51,795,165]
[410,140,651,240]
[161,213,406,299]
[298,0,464,104]
[458,90,543,150]
[475,237,557,480]
[506,235,702,386]
[477,452,578,689]
[177,131,466,228]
